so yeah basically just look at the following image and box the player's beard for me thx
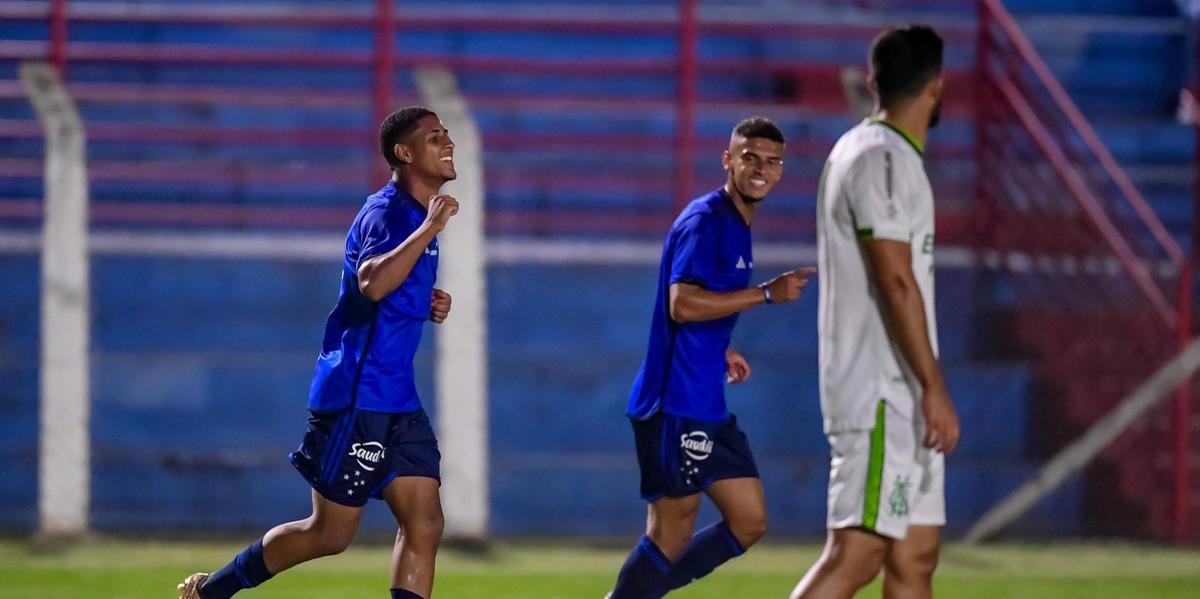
[928,97,943,129]
[729,176,768,205]
[734,179,767,204]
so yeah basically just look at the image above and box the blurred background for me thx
[0,0,1198,553]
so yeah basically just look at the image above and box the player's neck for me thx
[722,182,758,226]
[392,171,443,209]
[873,106,928,153]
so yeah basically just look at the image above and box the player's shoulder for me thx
[359,184,417,222]
[672,190,727,231]
[833,122,889,159]
[835,121,919,163]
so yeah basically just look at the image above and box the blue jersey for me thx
[627,188,754,422]
[308,181,438,414]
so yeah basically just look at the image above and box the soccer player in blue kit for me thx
[178,106,460,599]
[607,117,816,598]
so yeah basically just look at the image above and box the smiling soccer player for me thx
[179,106,460,599]
[606,117,815,599]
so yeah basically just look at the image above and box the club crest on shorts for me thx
[348,441,386,471]
[680,431,714,461]
[889,475,911,517]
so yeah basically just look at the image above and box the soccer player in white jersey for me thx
[791,25,960,599]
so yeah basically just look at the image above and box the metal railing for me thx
[976,0,1193,542]
[0,0,974,238]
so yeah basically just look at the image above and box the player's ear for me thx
[927,76,944,101]
[393,143,413,165]
[722,149,732,171]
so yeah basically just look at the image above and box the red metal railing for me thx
[977,0,1194,542]
[0,0,977,238]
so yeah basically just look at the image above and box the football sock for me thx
[662,521,745,591]
[200,538,273,599]
[390,589,424,599]
[609,535,672,599]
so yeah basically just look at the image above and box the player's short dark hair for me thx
[869,24,943,108]
[379,106,437,168]
[733,116,785,144]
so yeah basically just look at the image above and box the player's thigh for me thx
[706,477,765,525]
[381,476,444,539]
[310,488,364,527]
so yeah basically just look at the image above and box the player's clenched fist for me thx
[921,383,960,454]
[426,194,460,231]
[429,288,452,324]
[763,266,816,303]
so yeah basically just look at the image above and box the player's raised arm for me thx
[864,238,958,453]
[358,194,458,302]
[668,267,815,324]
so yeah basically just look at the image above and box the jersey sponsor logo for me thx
[348,441,386,471]
[922,233,933,255]
[680,431,715,461]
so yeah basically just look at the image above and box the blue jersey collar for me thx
[716,187,751,229]
[382,181,428,215]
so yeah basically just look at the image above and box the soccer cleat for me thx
[177,572,210,599]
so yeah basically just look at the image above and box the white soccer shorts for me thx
[825,399,945,540]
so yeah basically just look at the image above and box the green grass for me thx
[2,539,1199,598]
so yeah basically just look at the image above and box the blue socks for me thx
[609,536,672,599]
[391,590,424,599]
[199,538,273,599]
[662,521,745,591]
[610,523,746,598]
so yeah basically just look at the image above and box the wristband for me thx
[760,283,773,304]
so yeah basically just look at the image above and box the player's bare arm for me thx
[668,267,816,324]
[863,238,959,453]
[429,289,452,324]
[358,195,459,302]
[726,348,750,384]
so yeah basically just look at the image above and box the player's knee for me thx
[647,526,693,559]
[313,527,355,557]
[823,539,884,588]
[406,508,445,548]
[889,543,938,583]
[303,518,356,557]
[728,512,767,548]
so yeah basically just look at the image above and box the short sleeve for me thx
[352,205,417,271]
[668,214,719,288]
[845,147,911,243]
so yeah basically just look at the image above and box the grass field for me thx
[2,538,1199,598]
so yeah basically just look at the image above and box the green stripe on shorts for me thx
[863,400,886,530]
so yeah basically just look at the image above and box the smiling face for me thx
[395,114,457,183]
[722,135,784,203]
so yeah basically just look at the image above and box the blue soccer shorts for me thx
[631,411,759,501]
[289,407,440,508]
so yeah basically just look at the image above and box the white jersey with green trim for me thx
[816,118,938,433]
